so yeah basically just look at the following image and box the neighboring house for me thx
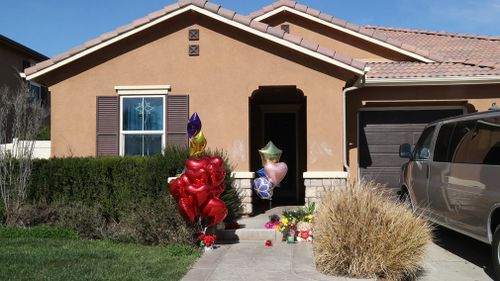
[0,34,49,141]
[23,0,500,214]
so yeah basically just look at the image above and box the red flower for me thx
[198,233,206,241]
[203,235,216,246]
[265,240,272,247]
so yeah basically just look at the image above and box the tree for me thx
[0,80,48,224]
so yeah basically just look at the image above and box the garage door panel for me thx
[359,109,464,189]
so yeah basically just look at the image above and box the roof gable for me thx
[25,0,367,80]
[250,0,437,63]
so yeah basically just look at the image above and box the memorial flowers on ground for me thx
[264,202,315,243]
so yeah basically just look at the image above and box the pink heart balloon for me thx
[264,162,288,186]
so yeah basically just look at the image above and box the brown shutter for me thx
[166,95,189,148]
[96,96,119,156]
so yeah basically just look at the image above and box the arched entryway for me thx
[249,86,307,213]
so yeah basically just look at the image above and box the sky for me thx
[1,0,500,58]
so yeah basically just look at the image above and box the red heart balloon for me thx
[185,158,209,171]
[201,198,228,226]
[209,156,224,168]
[185,183,212,208]
[185,168,209,186]
[211,183,226,198]
[207,164,226,187]
[178,196,198,224]
[169,178,186,201]
[179,174,191,186]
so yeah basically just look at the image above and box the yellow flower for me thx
[307,214,313,222]
[275,225,281,232]
[281,217,288,226]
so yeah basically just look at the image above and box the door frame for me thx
[259,104,302,202]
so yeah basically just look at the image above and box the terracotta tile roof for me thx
[249,0,500,69]
[364,26,500,67]
[24,0,366,77]
[248,0,444,62]
[366,62,500,79]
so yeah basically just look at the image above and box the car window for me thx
[414,126,435,160]
[433,123,455,162]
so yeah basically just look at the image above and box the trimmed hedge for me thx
[27,147,242,223]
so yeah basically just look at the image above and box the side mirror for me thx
[399,143,413,159]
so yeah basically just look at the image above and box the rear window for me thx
[441,117,500,165]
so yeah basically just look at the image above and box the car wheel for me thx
[399,188,412,210]
[492,225,500,279]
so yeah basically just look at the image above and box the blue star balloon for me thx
[253,176,275,200]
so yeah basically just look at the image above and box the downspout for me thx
[342,68,368,175]
[342,86,358,175]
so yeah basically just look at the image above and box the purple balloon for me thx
[187,112,202,138]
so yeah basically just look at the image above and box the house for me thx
[0,34,49,141]
[23,0,500,214]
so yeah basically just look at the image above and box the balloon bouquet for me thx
[253,141,288,208]
[169,112,228,237]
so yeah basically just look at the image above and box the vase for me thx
[286,235,296,244]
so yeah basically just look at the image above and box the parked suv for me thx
[399,110,500,276]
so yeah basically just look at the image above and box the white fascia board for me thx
[25,6,193,81]
[26,5,364,81]
[364,75,500,86]
[254,7,434,63]
[19,72,26,79]
[192,7,364,75]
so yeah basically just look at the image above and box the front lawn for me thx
[0,227,199,281]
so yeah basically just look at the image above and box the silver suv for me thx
[399,110,500,277]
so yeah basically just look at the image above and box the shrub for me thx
[115,194,196,245]
[0,226,78,240]
[28,147,242,224]
[313,181,432,280]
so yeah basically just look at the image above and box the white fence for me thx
[0,138,51,159]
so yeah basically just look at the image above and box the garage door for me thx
[358,109,464,191]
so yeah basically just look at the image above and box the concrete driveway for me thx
[182,226,494,281]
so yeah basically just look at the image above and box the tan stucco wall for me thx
[346,84,500,179]
[44,13,356,172]
[261,13,414,62]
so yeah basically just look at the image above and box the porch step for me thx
[216,228,278,242]
[216,206,299,242]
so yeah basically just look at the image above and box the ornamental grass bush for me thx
[313,181,432,281]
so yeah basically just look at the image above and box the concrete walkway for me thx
[182,207,494,281]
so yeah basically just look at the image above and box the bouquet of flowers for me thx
[277,202,315,243]
[198,232,217,250]
[264,214,281,229]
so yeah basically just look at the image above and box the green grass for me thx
[0,228,200,281]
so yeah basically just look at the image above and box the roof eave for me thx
[26,4,365,81]
[363,75,500,87]
[253,6,435,63]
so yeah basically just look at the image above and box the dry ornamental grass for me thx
[313,181,432,280]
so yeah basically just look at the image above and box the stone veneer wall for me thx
[304,173,348,203]
[231,173,255,215]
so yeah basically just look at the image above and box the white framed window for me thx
[119,95,166,156]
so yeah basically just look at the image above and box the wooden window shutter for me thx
[96,96,119,156]
[166,95,189,148]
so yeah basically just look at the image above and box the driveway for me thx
[182,226,494,281]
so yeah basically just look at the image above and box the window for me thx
[29,82,42,100]
[433,123,455,162]
[120,96,165,156]
[448,118,500,165]
[414,126,435,160]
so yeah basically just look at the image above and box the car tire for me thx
[492,225,500,280]
[399,188,412,209]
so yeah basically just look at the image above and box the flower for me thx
[306,214,313,222]
[264,222,273,229]
[281,216,289,227]
[265,240,272,247]
[203,235,216,247]
[276,225,282,232]
[198,233,206,241]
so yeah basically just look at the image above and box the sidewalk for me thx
[182,241,368,281]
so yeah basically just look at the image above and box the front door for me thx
[249,86,307,213]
